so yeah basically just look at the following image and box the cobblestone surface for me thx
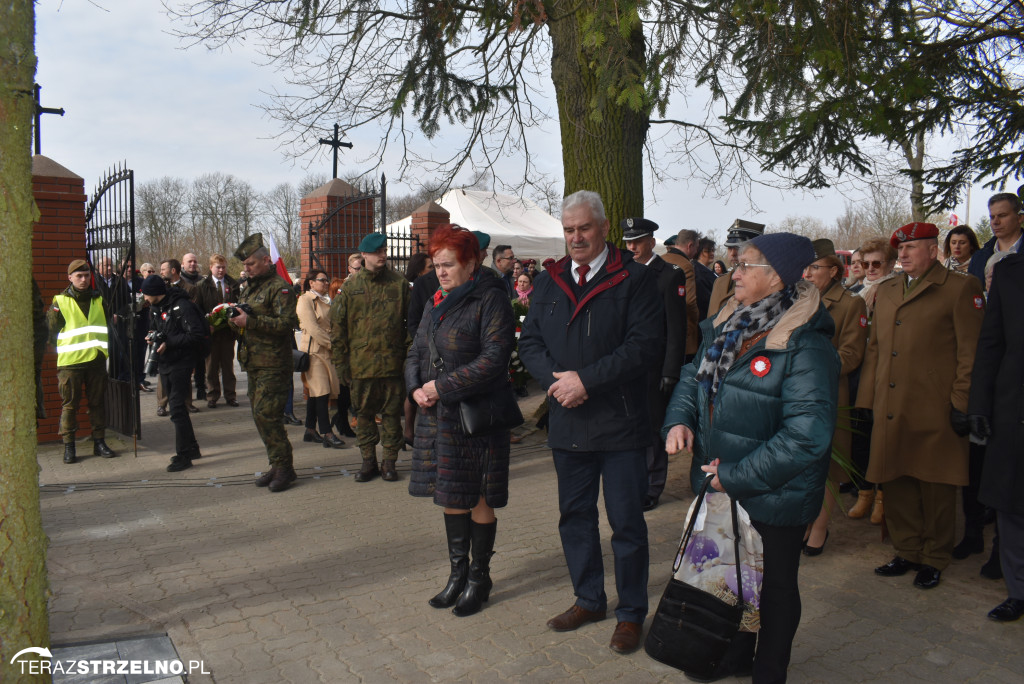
[39,375,1021,683]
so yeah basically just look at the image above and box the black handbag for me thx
[292,337,312,373]
[428,330,524,438]
[644,475,748,680]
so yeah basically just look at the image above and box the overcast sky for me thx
[35,1,986,247]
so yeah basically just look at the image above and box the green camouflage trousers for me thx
[57,358,107,443]
[247,368,293,468]
[349,376,404,459]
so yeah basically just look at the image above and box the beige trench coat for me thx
[661,251,701,355]
[856,263,984,485]
[822,281,868,469]
[297,291,340,399]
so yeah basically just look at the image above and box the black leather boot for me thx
[63,442,77,464]
[429,513,472,608]
[354,457,379,482]
[453,519,497,617]
[268,466,297,492]
[255,467,277,487]
[166,455,193,472]
[93,439,116,458]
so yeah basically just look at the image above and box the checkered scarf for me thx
[696,285,796,405]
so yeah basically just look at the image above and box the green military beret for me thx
[812,238,837,260]
[358,232,387,253]
[471,230,491,251]
[664,235,677,247]
[67,259,90,275]
[234,233,265,261]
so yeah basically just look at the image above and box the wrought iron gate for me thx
[85,164,141,440]
[307,174,422,278]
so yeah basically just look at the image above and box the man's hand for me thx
[665,424,694,455]
[969,414,992,442]
[156,342,167,355]
[233,309,248,329]
[950,407,971,437]
[548,370,588,408]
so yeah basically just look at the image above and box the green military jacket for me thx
[231,271,298,371]
[330,266,410,380]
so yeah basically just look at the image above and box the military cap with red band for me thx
[890,222,939,249]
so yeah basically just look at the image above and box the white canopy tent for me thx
[386,189,566,264]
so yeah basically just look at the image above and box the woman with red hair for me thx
[405,224,516,617]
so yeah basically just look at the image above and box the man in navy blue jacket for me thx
[519,190,664,655]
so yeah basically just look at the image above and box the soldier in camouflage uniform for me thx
[331,232,411,482]
[229,234,300,493]
[48,259,118,464]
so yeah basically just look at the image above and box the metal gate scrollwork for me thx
[85,164,141,441]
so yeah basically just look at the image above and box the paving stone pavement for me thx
[37,373,1023,683]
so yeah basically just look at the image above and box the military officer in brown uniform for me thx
[707,219,765,318]
[857,222,985,589]
[331,232,411,483]
[230,234,299,493]
[48,259,118,464]
[659,229,700,361]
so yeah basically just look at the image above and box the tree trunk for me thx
[899,128,927,221]
[0,3,52,681]
[548,7,648,242]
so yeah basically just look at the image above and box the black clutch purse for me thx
[458,382,524,437]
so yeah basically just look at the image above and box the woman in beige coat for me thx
[298,270,344,448]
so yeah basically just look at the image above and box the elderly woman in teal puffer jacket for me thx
[663,232,839,684]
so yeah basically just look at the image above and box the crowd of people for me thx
[42,187,1024,682]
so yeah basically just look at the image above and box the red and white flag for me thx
[948,213,959,226]
[264,232,291,282]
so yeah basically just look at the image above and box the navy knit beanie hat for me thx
[141,274,168,296]
[746,232,816,287]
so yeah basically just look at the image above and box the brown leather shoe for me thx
[226,399,239,407]
[546,605,607,632]
[608,621,643,654]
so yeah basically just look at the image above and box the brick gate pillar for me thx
[410,201,451,252]
[32,156,88,443]
[300,178,376,280]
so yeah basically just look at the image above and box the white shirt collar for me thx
[572,245,609,284]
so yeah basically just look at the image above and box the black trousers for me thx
[305,394,331,434]
[162,364,199,458]
[751,520,805,684]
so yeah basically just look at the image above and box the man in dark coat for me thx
[968,193,1024,288]
[622,217,687,512]
[192,254,240,408]
[968,253,1024,621]
[142,275,208,472]
[519,190,664,655]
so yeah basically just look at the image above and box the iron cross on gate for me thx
[34,83,65,155]
[319,123,353,179]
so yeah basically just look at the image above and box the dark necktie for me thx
[577,264,590,287]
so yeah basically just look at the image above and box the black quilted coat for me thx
[404,269,516,508]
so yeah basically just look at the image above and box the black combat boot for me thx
[166,454,193,472]
[93,439,116,458]
[268,466,297,493]
[381,459,399,481]
[63,442,77,464]
[354,454,380,482]
[453,519,497,617]
[255,467,277,487]
[429,513,472,609]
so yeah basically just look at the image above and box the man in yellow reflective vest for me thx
[48,259,118,464]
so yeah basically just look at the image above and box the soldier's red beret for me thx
[890,222,939,248]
